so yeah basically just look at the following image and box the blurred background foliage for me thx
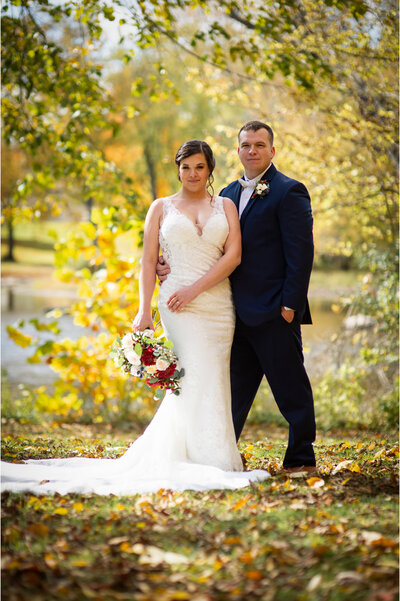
[2,0,398,430]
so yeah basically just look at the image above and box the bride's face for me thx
[178,153,210,192]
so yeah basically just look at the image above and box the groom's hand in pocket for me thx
[281,306,295,323]
[156,255,171,284]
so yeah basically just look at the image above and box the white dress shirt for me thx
[238,163,272,218]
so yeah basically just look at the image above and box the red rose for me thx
[141,347,155,365]
[145,379,158,387]
[157,362,177,380]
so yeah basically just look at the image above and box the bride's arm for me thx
[132,199,163,331]
[167,198,241,312]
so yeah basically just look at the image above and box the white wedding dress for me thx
[1,196,269,495]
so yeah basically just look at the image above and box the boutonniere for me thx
[254,181,270,197]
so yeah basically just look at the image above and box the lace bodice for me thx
[159,195,227,275]
[158,195,232,315]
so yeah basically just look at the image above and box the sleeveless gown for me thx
[1,196,270,495]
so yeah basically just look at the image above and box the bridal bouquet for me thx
[110,329,184,400]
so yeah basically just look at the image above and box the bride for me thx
[1,140,270,495]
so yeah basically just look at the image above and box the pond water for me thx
[2,287,345,387]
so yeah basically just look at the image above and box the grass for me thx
[1,221,73,245]
[309,269,362,289]
[308,269,364,300]
[1,244,55,267]
[1,422,398,601]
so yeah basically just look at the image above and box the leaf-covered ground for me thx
[1,423,398,601]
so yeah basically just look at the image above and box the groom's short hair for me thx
[238,121,274,146]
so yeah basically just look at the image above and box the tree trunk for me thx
[86,197,93,223]
[4,219,16,262]
[143,143,158,200]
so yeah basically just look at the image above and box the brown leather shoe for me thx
[284,465,317,477]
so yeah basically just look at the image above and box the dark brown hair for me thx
[175,139,215,195]
[238,120,274,146]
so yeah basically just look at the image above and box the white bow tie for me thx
[238,178,257,189]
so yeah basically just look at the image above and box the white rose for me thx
[125,350,141,366]
[143,329,154,338]
[145,365,157,375]
[121,333,134,351]
[156,358,170,371]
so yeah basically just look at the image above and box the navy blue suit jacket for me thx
[220,163,313,326]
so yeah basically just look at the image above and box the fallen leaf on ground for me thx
[245,570,263,580]
[336,571,364,583]
[53,507,68,515]
[307,574,322,591]
[307,477,325,488]
[361,531,397,547]
[27,523,49,537]
[44,553,57,568]
[138,546,190,565]
[332,460,353,474]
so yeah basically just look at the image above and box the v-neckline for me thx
[169,197,217,237]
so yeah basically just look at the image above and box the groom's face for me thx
[238,128,275,179]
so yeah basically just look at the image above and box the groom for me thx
[221,120,316,473]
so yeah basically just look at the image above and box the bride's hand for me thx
[132,311,154,332]
[167,285,197,312]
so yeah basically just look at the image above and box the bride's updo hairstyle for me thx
[175,139,215,197]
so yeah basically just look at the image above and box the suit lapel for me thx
[229,181,242,213]
[233,182,242,211]
[240,163,277,230]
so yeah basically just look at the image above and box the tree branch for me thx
[123,3,286,88]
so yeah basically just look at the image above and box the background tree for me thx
[2,0,133,236]
[104,44,246,204]
[1,142,30,261]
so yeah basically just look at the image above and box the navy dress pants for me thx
[230,314,316,467]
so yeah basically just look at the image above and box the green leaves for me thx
[174,368,185,379]
[28,318,60,334]
[27,341,55,364]
[153,388,166,401]
[6,326,33,348]
[2,0,133,224]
